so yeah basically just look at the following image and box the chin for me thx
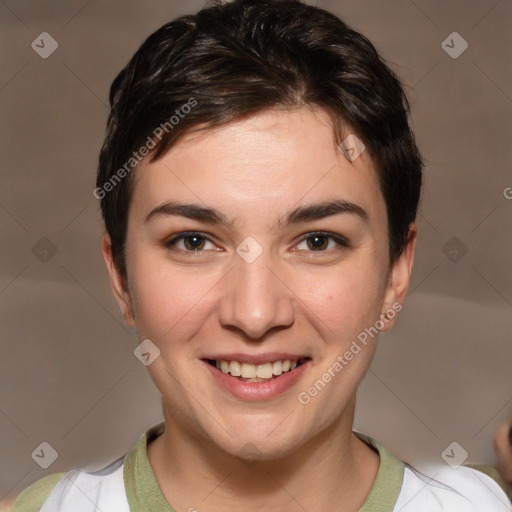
[202,414,309,462]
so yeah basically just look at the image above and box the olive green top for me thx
[9,422,511,511]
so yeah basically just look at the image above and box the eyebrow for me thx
[277,199,368,228]
[144,199,368,228]
[144,202,233,227]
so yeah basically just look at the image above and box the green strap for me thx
[122,424,406,512]
[8,472,65,512]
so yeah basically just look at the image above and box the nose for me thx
[218,251,295,340]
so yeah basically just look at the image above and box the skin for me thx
[494,423,512,489]
[102,107,417,511]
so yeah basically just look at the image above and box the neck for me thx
[147,397,379,512]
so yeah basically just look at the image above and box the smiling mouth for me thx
[205,358,311,383]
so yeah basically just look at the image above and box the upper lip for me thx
[202,353,310,365]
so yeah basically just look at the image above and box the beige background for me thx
[1,0,511,507]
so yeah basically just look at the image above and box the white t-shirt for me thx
[11,422,512,512]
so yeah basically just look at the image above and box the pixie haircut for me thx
[97,0,422,280]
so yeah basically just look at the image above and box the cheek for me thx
[128,256,217,342]
[293,266,385,415]
[296,260,385,341]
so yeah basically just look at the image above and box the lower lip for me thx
[202,360,310,401]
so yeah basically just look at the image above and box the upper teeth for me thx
[215,360,299,378]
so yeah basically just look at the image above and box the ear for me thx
[493,423,512,485]
[101,233,135,327]
[379,223,417,333]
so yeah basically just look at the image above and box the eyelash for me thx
[163,231,350,254]
[295,231,351,252]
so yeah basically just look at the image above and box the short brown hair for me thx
[96,0,422,279]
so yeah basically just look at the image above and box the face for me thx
[103,107,415,459]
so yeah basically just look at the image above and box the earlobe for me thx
[101,233,135,327]
[379,223,417,333]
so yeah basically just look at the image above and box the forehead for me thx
[129,107,386,230]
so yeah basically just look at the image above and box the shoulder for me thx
[8,457,128,512]
[8,472,65,512]
[8,424,160,512]
[467,464,512,503]
[395,462,512,511]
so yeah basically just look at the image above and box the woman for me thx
[9,0,511,510]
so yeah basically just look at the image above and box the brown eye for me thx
[164,232,215,252]
[183,235,206,250]
[306,234,329,251]
[296,232,349,252]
